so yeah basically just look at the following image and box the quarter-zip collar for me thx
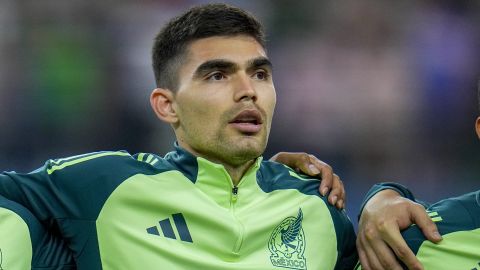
[165,142,263,208]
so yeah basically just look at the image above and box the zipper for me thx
[232,186,239,202]
[230,185,244,254]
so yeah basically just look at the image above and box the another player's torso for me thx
[59,148,343,270]
[0,202,32,270]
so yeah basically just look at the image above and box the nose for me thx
[233,73,257,102]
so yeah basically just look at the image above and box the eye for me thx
[207,72,226,81]
[253,70,269,80]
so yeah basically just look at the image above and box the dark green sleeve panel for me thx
[0,151,172,222]
[401,191,480,254]
[0,195,75,269]
[258,161,358,270]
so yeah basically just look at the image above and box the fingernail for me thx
[321,187,329,196]
[434,231,442,240]
[330,195,337,204]
[337,200,343,208]
[308,164,320,174]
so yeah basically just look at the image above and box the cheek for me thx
[261,87,277,118]
[180,99,223,130]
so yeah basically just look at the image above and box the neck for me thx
[177,141,256,186]
[223,160,255,186]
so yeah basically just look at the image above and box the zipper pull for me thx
[232,186,239,203]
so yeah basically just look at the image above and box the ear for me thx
[476,117,480,139]
[150,88,178,124]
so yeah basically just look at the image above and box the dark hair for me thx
[152,3,266,90]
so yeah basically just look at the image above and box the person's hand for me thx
[269,152,345,209]
[357,189,442,270]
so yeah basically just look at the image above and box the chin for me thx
[232,139,265,158]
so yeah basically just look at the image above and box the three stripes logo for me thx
[146,213,193,243]
[137,153,159,166]
[427,211,443,223]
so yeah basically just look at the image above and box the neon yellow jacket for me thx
[0,144,356,269]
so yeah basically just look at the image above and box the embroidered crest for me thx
[268,208,307,269]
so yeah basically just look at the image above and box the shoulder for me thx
[258,161,354,229]
[44,150,175,182]
[258,160,323,197]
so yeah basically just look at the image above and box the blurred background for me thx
[0,0,479,227]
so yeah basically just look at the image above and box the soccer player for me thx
[0,195,75,269]
[0,4,356,269]
[354,87,480,269]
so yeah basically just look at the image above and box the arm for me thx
[0,163,64,223]
[333,208,358,270]
[0,196,74,269]
[357,183,442,270]
[270,152,345,209]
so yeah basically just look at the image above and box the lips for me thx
[229,109,263,134]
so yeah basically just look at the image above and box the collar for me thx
[165,142,263,208]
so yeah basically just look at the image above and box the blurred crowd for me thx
[0,0,479,226]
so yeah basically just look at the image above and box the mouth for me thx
[228,109,263,134]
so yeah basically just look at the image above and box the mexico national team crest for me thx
[268,208,307,270]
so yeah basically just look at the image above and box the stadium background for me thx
[0,0,479,227]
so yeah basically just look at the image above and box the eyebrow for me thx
[193,57,273,79]
[193,59,238,79]
[246,57,273,73]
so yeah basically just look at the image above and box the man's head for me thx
[152,3,266,91]
[150,4,276,169]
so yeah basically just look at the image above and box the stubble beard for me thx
[202,127,268,168]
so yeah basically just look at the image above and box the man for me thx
[0,4,356,269]
[0,196,75,269]
[355,87,480,269]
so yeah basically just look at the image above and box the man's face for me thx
[173,35,276,166]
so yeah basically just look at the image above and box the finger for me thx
[379,223,423,270]
[328,174,343,206]
[337,178,346,208]
[410,205,442,243]
[361,236,384,270]
[294,153,319,175]
[370,241,403,270]
[308,155,333,195]
[336,199,343,209]
[357,238,371,270]
[361,221,403,270]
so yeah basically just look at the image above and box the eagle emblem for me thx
[268,208,307,269]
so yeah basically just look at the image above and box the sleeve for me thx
[0,161,65,223]
[0,151,135,224]
[331,208,358,270]
[0,196,75,270]
[357,182,430,220]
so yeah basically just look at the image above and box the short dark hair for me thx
[152,3,266,90]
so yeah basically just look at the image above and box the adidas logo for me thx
[146,213,193,243]
[427,211,443,222]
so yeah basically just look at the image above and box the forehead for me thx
[184,35,267,68]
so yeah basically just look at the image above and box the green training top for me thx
[0,195,75,270]
[0,143,357,270]
[356,183,480,270]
